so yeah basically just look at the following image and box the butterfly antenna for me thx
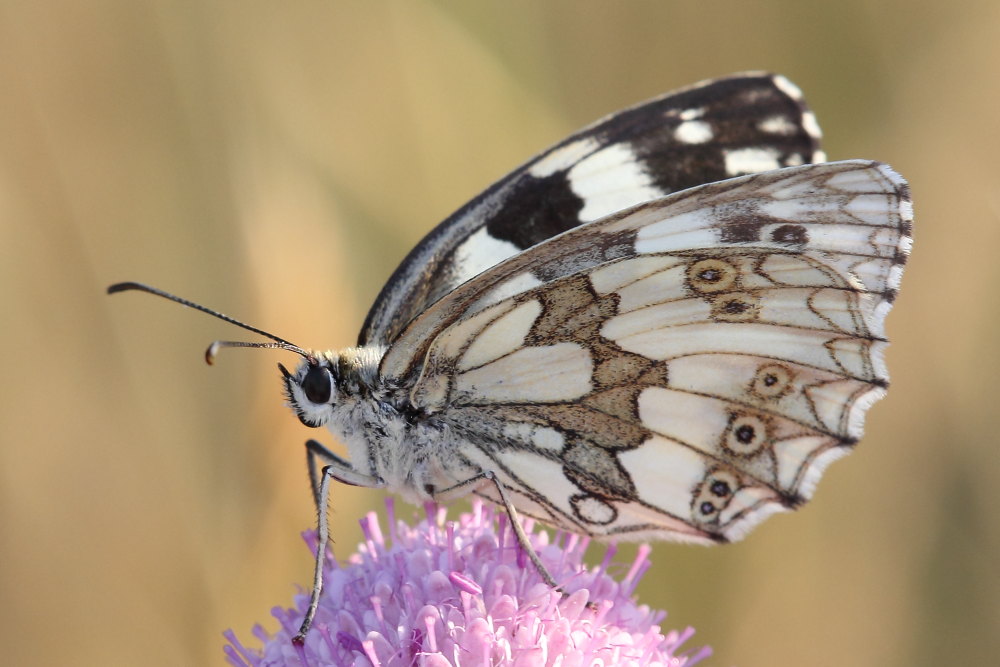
[107,281,314,364]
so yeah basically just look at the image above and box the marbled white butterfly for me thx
[109,72,912,641]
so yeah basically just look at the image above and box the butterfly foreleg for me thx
[295,440,386,645]
[304,439,356,509]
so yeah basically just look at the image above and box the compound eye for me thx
[301,365,333,405]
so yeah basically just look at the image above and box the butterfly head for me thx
[280,356,339,428]
[280,346,385,428]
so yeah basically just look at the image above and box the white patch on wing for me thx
[473,272,544,313]
[453,227,521,282]
[674,119,713,144]
[773,435,831,491]
[634,226,722,255]
[842,193,900,225]
[718,486,781,526]
[756,254,842,287]
[758,115,796,135]
[434,301,514,361]
[669,354,838,426]
[614,265,694,313]
[803,289,864,333]
[724,147,783,175]
[637,388,727,453]
[567,143,665,221]
[824,166,888,193]
[574,496,616,524]
[618,435,708,519]
[603,319,851,374]
[801,110,823,139]
[826,338,877,378]
[772,74,804,101]
[612,501,710,539]
[492,448,580,511]
[679,107,705,121]
[532,426,565,451]
[632,208,720,254]
[529,137,601,178]
[498,422,565,452]
[459,300,541,371]
[455,343,592,403]
[588,256,686,295]
[808,379,881,433]
[663,354,756,396]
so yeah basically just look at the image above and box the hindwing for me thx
[361,72,824,347]
[385,160,911,542]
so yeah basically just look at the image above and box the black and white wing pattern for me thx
[108,72,910,644]
[361,72,824,347]
[381,161,911,543]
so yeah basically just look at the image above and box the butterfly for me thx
[109,72,912,642]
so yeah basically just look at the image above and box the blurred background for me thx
[2,1,997,664]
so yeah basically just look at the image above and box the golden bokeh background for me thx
[2,1,997,664]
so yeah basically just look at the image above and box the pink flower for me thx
[225,499,711,666]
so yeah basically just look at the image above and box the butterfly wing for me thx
[382,161,911,543]
[360,72,824,347]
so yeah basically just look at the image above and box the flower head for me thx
[225,499,711,666]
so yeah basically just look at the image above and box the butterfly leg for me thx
[479,472,597,608]
[295,440,385,645]
[304,439,354,510]
[482,470,563,591]
[435,470,562,592]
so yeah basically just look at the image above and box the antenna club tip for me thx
[205,342,221,365]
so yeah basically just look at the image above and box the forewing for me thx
[387,161,911,543]
[361,72,824,347]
